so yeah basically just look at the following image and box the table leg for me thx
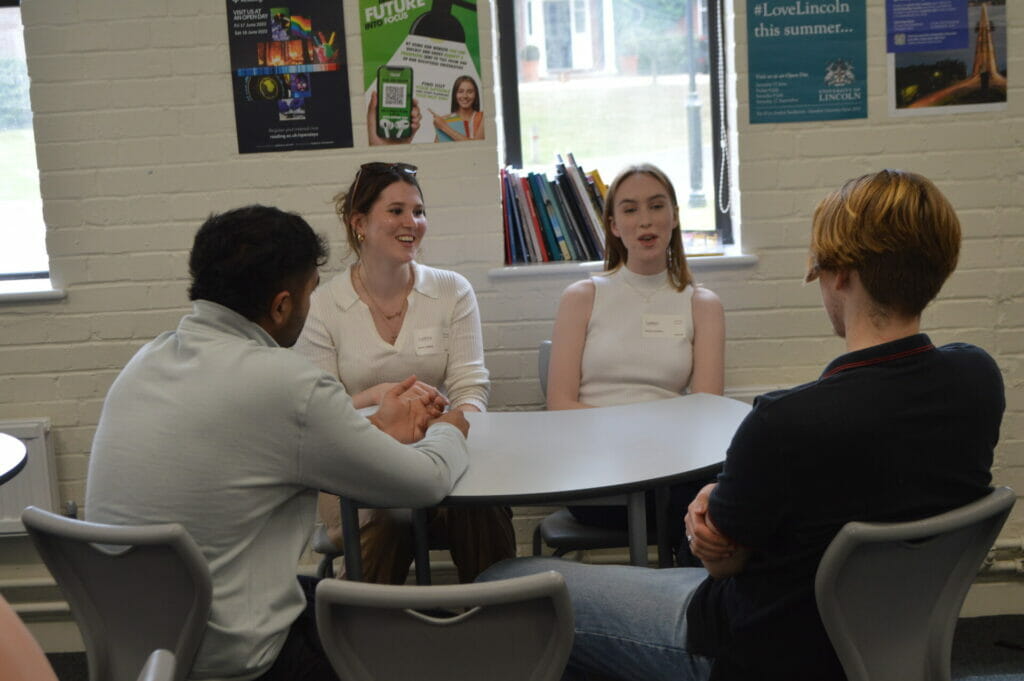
[627,491,647,566]
[655,486,672,568]
[339,498,362,581]
[412,508,432,585]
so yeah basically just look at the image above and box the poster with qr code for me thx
[886,0,1007,116]
[225,0,352,153]
[360,0,484,145]
[746,0,867,123]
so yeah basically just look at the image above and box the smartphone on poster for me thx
[376,65,414,140]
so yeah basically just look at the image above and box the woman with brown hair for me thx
[294,161,514,583]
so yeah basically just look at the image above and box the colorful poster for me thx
[746,1,867,123]
[359,0,484,145]
[226,1,352,153]
[887,0,1007,116]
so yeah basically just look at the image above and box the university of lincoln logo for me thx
[824,58,854,87]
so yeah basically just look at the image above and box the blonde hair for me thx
[806,169,960,317]
[601,164,692,291]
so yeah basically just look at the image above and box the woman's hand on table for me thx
[428,410,470,438]
[364,378,448,418]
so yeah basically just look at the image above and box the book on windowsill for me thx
[500,154,608,265]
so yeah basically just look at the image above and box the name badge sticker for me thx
[642,314,687,339]
[415,327,447,355]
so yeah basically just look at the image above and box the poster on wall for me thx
[887,0,1007,116]
[226,0,353,153]
[359,0,484,145]
[747,0,867,123]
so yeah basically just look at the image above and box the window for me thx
[0,0,50,292]
[496,0,734,249]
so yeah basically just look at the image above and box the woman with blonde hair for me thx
[546,163,725,562]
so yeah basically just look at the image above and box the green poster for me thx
[360,0,484,145]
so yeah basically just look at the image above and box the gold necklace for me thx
[356,264,413,343]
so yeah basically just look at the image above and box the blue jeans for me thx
[478,558,713,681]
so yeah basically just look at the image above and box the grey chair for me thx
[532,340,658,559]
[20,506,212,681]
[312,514,453,583]
[313,523,343,578]
[315,570,574,681]
[814,486,1016,681]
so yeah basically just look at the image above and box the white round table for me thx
[338,393,752,581]
[0,433,27,486]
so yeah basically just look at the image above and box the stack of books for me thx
[501,154,608,265]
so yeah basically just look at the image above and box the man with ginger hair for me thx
[481,170,1004,681]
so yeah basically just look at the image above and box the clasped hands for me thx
[368,375,469,443]
[684,482,739,566]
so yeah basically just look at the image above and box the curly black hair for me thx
[188,205,328,322]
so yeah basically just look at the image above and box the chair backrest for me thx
[538,340,552,398]
[21,506,211,681]
[316,570,574,681]
[814,486,1016,681]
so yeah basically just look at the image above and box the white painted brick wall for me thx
[0,0,1020,566]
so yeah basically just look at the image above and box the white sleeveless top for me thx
[578,268,695,407]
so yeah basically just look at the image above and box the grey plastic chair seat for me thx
[532,507,660,557]
[315,570,574,681]
[21,506,212,681]
[815,486,1016,681]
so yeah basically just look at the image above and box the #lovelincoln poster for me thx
[747,0,867,123]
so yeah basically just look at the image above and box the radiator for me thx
[0,419,60,534]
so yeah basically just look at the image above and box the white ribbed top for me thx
[579,268,695,407]
[294,262,490,411]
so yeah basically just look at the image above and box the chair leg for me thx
[532,525,543,556]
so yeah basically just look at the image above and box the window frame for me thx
[0,0,60,300]
[494,0,734,245]
[0,0,53,291]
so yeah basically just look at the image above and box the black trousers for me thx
[252,576,340,681]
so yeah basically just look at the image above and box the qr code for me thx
[382,83,407,107]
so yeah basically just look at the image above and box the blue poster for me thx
[887,0,1007,113]
[747,1,867,123]
[887,0,968,52]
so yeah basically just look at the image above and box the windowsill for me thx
[488,248,758,280]
[0,279,66,304]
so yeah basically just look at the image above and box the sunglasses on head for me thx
[360,162,417,175]
[351,162,418,203]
